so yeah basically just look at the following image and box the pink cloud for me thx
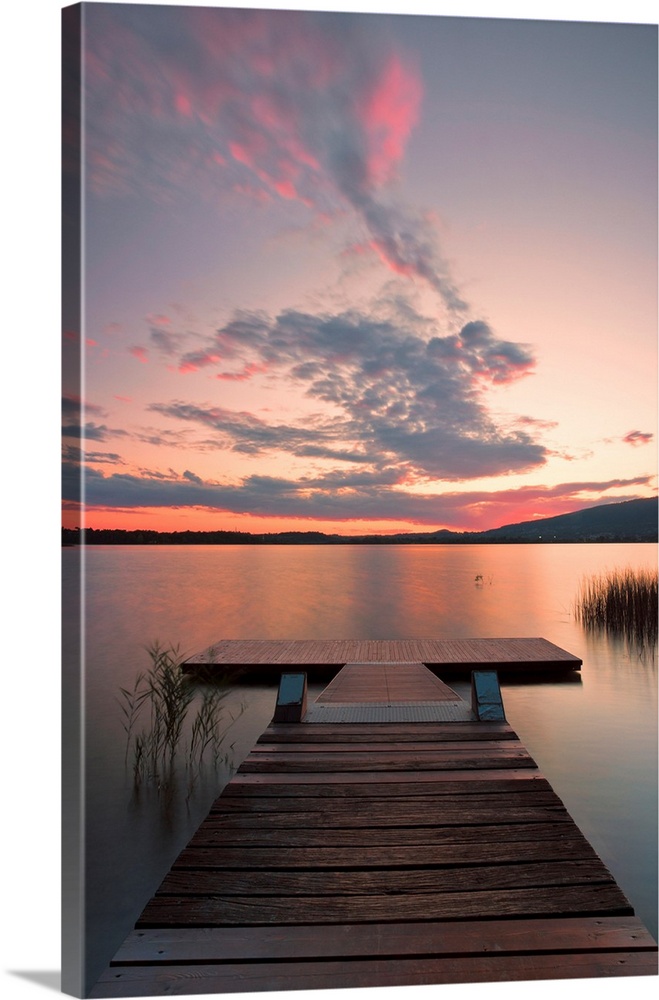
[472,355,534,386]
[232,182,272,203]
[84,6,464,310]
[229,141,256,169]
[178,351,222,374]
[273,178,298,200]
[623,430,653,446]
[361,52,422,186]
[175,93,192,117]
[369,238,417,278]
[86,8,407,216]
[129,346,149,363]
[215,362,268,382]
[251,93,289,133]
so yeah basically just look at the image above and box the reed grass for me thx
[117,642,241,787]
[575,567,658,644]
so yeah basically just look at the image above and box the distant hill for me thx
[357,497,658,544]
[474,497,658,543]
[63,496,658,545]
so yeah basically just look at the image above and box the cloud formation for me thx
[166,305,542,480]
[129,346,149,364]
[85,5,466,312]
[62,395,109,441]
[67,460,653,530]
[62,395,131,444]
[623,430,653,446]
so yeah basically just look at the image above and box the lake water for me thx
[61,543,658,994]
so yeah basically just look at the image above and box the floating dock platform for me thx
[91,657,656,996]
[183,636,583,679]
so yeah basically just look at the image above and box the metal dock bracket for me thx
[273,672,308,723]
[471,669,506,720]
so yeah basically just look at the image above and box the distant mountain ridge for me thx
[474,496,658,542]
[369,497,657,544]
[63,497,658,544]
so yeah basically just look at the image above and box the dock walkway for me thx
[92,661,656,996]
[185,636,582,678]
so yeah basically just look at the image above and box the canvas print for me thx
[62,2,658,997]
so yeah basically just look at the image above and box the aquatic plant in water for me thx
[117,641,243,787]
[575,567,658,646]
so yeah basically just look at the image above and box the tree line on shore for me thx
[62,500,657,547]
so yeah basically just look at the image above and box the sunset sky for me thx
[62,2,658,535]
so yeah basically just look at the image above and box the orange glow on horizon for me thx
[61,490,655,538]
[64,505,435,536]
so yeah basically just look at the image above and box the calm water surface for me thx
[61,543,658,992]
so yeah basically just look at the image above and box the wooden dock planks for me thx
[315,661,462,702]
[184,636,582,677]
[91,663,656,997]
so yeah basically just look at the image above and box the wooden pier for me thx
[91,659,656,996]
[184,636,583,678]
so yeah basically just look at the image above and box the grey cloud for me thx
[150,328,187,356]
[86,6,467,312]
[162,305,542,481]
[460,321,491,346]
[297,467,405,489]
[62,396,133,442]
[62,396,109,439]
[68,465,654,529]
[623,430,654,446]
[370,424,546,480]
[357,196,468,312]
[290,362,324,380]
[293,445,379,464]
[178,313,270,372]
[62,394,106,418]
[63,421,110,441]
[149,400,346,457]
[68,448,126,466]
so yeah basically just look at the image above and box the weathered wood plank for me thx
[222,775,552,797]
[173,836,600,870]
[184,637,583,674]
[253,739,523,753]
[209,788,563,813]
[316,662,463,702]
[225,767,547,784]
[91,952,657,997]
[200,798,568,827]
[156,859,617,897]
[137,882,634,926]
[189,820,583,849]
[260,724,520,742]
[237,751,536,772]
[200,806,568,831]
[109,916,659,964]
[242,746,532,760]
